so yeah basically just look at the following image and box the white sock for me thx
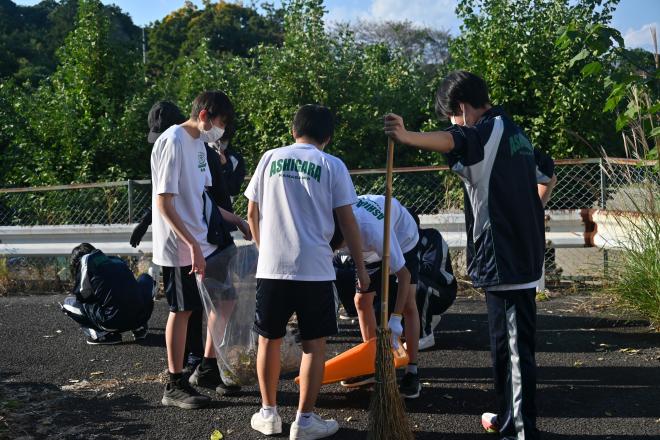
[261,405,277,418]
[406,363,418,375]
[296,411,313,427]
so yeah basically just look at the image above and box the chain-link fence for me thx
[1,158,658,293]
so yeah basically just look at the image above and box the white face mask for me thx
[199,123,225,143]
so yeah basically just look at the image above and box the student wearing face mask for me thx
[151,91,252,410]
[207,123,246,223]
[385,71,557,440]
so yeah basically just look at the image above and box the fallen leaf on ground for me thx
[210,429,223,440]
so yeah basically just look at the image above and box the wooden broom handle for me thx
[380,137,395,328]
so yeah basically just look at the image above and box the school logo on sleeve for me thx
[198,152,207,172]
[509,132,534,157]
[268,158,322,182]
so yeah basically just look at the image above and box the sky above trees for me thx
[13,0,660,52]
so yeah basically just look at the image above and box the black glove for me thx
[130,208,152,247]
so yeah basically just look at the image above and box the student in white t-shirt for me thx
[151,91,251,410]
[330,195,423,399]
[245,104,369,440]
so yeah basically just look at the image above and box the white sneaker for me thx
[403,333,435,351]
[418,332,435,351]
[289,413,339,440]
[251,409,282,436]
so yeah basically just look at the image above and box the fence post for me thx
[127,179,134,224]
[599,159,609,278]
[599,158,608,209]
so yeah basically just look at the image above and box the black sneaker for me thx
[182,360,200,380]
[340,374,376,388]
[189,363,221,389]
[132,325,148,341]
[161,378,210,409]
[399,372,421,399]
[86,332,122,345]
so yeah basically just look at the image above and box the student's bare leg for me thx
[298,337,326,413]
[402,284,420,363]
[204,300,236,357]
[355,292,377,342]
[257,335,282,406]
[166,310,192,373]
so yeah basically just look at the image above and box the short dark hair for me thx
[70,243,96,280]
[292,104,334,145]
[330,210,344,252]
[190,91,235,125]
[435,70,490,120]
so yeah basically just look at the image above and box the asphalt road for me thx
[1,293,659,440]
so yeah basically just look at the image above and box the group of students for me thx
[60,70,556,440]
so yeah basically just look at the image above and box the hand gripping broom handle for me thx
[380,138,395,328]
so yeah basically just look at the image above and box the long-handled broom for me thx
[366,138,415,440]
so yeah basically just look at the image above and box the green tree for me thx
[556,22,659,160]
[0,0,140,86]
[5,0,144,186]
[145,1,284,80]
[450,0,621,158]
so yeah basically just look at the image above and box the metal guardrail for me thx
[0,209,632,256]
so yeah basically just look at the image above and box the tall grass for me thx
[602,86,660,328]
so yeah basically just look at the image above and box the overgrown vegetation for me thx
[1,0,657,189]
[601,91,660,328]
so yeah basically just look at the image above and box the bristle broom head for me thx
[367,328,414,440]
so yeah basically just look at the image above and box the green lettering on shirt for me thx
[509,133,533,156]
[267,157,323,182]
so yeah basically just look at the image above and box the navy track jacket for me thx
[74,250,151,331]
[444,106,554,288]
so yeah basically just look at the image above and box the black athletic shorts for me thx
[162,246,237,312]
[254,279,338,341]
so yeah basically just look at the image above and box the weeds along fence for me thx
[0,158,658,292]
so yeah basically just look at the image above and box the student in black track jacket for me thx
[410,212,457,351]
[207,124,247,224]
[385,70,556,440]
[61,243,154,345]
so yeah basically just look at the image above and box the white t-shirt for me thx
[244,143,357,281]
[151,125,217,267]
[351,195,419,273]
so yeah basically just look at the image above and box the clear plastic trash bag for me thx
[196,243,302,386]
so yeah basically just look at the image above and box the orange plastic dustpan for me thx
[294,337,409,385]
